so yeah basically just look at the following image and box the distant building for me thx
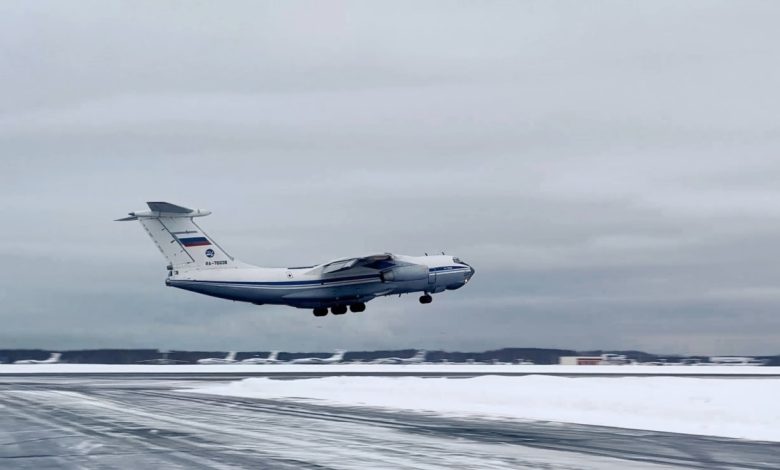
[559,356,602,365]
[559,354,631,365]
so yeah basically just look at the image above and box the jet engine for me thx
[380,265,428,282]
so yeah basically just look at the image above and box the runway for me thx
[0,374,777,469]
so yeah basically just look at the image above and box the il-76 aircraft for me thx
[118,202,474,316]
[242,351,282,364]
[290,350,346,364]
[14,353,61,365]
[370,350,427,364]
[197,351,237,364]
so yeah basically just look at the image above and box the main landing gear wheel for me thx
[419,294,433,304]
[331,305,348,315]
[313,307,328,317]
[349,303,366,313]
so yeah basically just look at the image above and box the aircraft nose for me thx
[466,265,475,281]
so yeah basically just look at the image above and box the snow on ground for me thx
[186,375,780,442]
[0,363,778,374]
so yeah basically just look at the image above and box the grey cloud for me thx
[2,1,780,354]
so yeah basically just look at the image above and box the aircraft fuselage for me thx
[166,254,473,309]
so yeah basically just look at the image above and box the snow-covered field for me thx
[0,363,777,375]
[186,375,780,442]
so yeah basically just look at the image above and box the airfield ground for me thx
[0,366,777,469]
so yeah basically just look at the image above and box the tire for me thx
[313,307,328,317]
[331,305,347,315]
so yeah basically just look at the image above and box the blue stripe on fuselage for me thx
[171,273,380,287]
[169,266,469,288]
[429,266,470,272]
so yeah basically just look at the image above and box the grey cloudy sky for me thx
[2,1,780,355]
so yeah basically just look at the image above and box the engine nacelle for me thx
[380,265,428,282]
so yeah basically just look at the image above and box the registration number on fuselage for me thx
[205,261,228,266]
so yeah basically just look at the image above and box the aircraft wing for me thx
[319,253,395,274]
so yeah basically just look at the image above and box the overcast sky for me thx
[2,1,780,355]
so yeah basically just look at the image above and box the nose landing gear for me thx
[419,294,433,304]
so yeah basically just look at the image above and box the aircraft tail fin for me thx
[268,351,279,361]
[225,351,237,362]
[45,353,61,363]
[118,202,247,272]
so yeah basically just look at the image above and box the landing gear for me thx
[419,294,433,304]
[349,303,366,313]
[331,305,348,315]
[314,304,365,316]
[313,307,328,317]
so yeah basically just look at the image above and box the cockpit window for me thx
[453,257,463,264]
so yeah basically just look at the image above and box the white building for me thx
[559,354,632,365]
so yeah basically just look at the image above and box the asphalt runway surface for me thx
[0,374,777,469]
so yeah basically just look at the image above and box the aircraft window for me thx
[453,257,462,264]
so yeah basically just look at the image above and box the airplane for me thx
[370,350,427,364]
[197,351,238,364]
[290,350,346,364]
[117,202,474,317]
[137,349,188,364]
[514,359,535,365]
[14,352,61,364]
[241,351,283,364]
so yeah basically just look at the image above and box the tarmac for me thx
[0,372,778,469]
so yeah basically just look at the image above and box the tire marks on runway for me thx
[132,390,780,470]
[0,391,297,469]
[1,380,778,470]
[0,388,665,470]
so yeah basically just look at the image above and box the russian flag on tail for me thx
[177,236,211,247]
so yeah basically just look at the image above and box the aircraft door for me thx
[427,271,436,291]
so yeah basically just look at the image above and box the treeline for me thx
[1,348,777,365]
[0,348,576,364]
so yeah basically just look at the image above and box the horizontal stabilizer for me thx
[115,201,211,222]
[147,201,193,213]
[116,201,236,270]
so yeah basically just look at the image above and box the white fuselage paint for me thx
[166,255,473,309]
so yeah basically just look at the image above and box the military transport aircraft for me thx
[241,351,283,364]
[14,353,61,364]
[290,350,346,364]
[118,202,474,316]
[197,351,237,364]
[369,350,427,364]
